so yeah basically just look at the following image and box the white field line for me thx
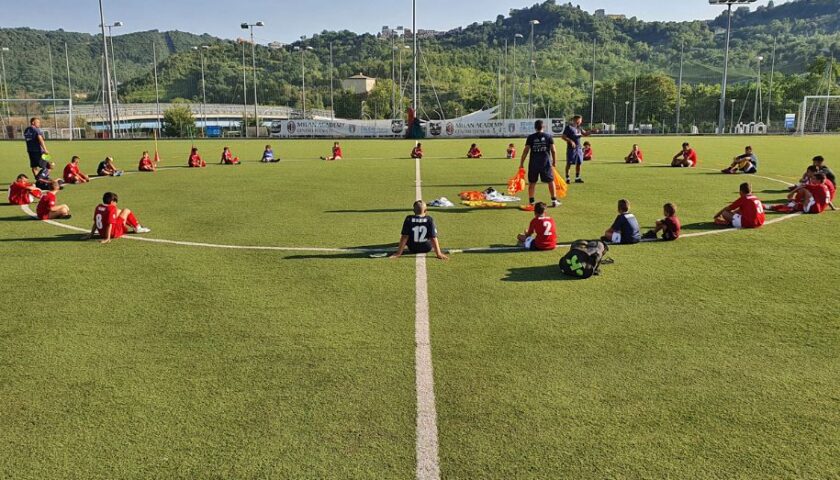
[414,158,441,480]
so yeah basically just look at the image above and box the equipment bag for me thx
[559,240,612,279]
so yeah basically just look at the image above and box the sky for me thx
[1,0,790,44]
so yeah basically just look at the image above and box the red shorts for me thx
[103,218,126,239]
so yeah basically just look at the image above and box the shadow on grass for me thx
[760,188,793,194]
[0,233,85,243]
[680,221,722,231]
[284,242,399,260]
[502,264,579,282]
[421,182,507,188]
[326,208,510,214]
[0,215,34,222]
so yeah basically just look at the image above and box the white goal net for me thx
[798,96,840,134]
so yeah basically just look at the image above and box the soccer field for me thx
[1,135,839,478]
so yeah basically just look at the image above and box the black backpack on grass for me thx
[559,240,612,279]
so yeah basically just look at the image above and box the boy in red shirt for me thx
[714,182,765,228]
[506,143,516,159]
[63,156,90,184]
[625,144,643,164]
[322,142,343,161]
[411,143,424,159]
[84,191,151,244]
[583,141,593,161]
[188,147,206,168]
[139,151,156,172]
[797,173,836,214]
[36,181,71,220]
[466,144,482,159]
[672,142,698,168]
[8,174,42,205]
[220,146,240,165]
[642,203,681,241]
[517,202,557,251]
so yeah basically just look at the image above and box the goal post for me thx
[0,98,79,140]
[798,95,840,135]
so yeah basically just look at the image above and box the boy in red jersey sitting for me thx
[35,180,71,220]
[625,144,643,164]
[714,182,766,228]
[642,203,681,241]
[188,147,206,168]
[671,142,698,168]
[466,143,483,158]
[516,202,557,251]
[321,142,343,161]
[506,143,517,159]
[583,141,593,161]
[8,174,42,205]
[138,151,156,172]
[63,156,90,183]
[84,191,151,244]
[796,173,836,214]
[220,146,241,165]
[411,143,424,159]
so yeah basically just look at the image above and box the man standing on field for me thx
[519,119,560,209]
[24,117,49,176]
[562,115,590,184]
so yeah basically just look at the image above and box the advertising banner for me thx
[269,119,405,138]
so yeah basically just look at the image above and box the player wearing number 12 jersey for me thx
[391,200,448,260]
[85,192,151,244]
[517,202,557,251]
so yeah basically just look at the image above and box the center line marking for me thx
[414,157,441,480]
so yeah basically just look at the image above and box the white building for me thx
[341,74,377,94]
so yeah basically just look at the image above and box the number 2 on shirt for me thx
[412,226,428,243]
[543,221,553,236]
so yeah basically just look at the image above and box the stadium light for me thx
[97,0,115,138]
[193,46,210,133]
[511,34,524,118]
[241,21,264,136]
[0,47,10,123]
[709,0,758,134]
[295,45,314,118]
[528,20,539,118]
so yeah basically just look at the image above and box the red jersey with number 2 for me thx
[94,203,125,239]
[527,216,557,250]
[729,194,765,227]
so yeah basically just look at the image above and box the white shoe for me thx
[135,226,151,234]
[551,200,562,208]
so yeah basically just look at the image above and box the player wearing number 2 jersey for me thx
[714,182,765,229]
[517,202,557,251]
[391,200,448,260]
[85,192,151,244]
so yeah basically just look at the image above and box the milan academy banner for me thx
[425,118,566,138]
[269,117,567,138]
[269,119,406,138]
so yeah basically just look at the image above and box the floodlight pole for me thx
[717,2,734,135]
[589,36,596,128]
[412,0,418,114]
[97,0,115,138]
[194,46,208,135]
[47,41,59,132]
[153,42,161,135]
[512,34,523,118]
[754,55,763,123]
[528,20,539,118]
[241,41,248,138]
[242,22,264,137]
[676,42,684,133]
[0,47,10,123]
[767,36,776,127]
[64,42,74,140]
[106,23,123,137]
[329,41,335,120]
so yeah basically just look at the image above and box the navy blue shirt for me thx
[610,213,642,244]
[525,132,554,166]
[562,124,583,150]
[24,126,45,153]
[401,215,438,251]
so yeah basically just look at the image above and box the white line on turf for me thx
[414,157,441,480]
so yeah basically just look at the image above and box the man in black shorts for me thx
[391,200,448,260]
[519,119,560,209]
[23,117,49,176]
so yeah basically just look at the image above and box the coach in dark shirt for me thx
[24,117,49,176]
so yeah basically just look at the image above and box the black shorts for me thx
[528,160,554,184]
[408,242,433,255]
[28,151,46,169]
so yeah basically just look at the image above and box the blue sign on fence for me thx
[784,114,796,130]
[206,126,222,138]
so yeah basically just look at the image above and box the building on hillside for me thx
[268,41,287,50]
[595,9,606,17]
[607,14,627,20]
[341,74,377,94]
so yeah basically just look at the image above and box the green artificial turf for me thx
[0,135,838,478]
